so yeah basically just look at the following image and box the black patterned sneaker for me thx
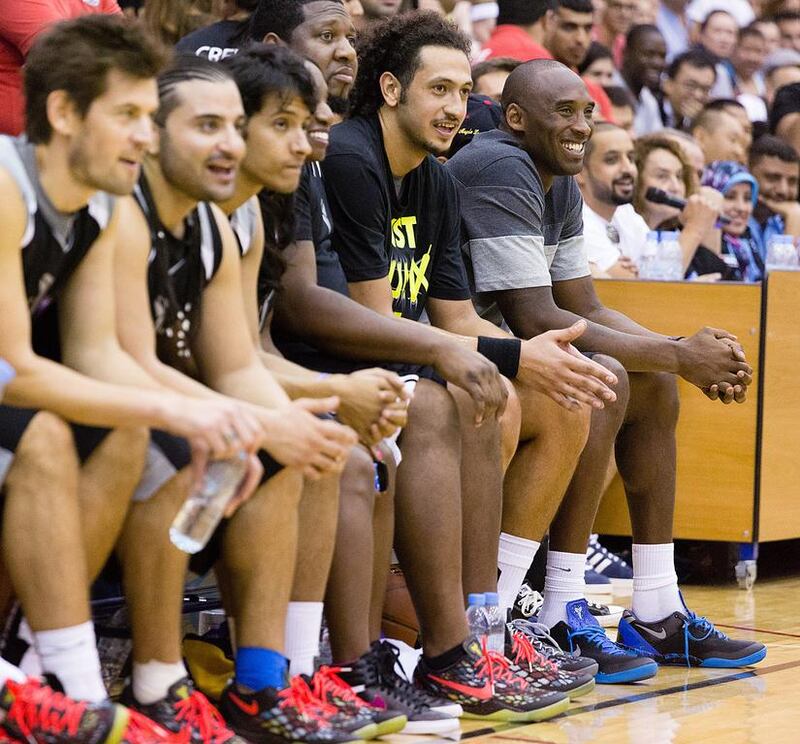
[507,618,599,676]
[588,600,624,628]
[413,638,569,722]
[336,641,458,735]
[303,669,381,739]
[0,677,178,743]
[549,600,658,684]
[617,607,767,668]
[122,677,244,743]
[507,624,595,699]
[218,677,360,744]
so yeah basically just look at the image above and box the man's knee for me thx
[632,371,679,426]
[406,380,459,441]
[339,446,377,508]
[500,380,522,466]
[9,412,76,486]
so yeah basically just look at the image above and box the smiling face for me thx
[751,155,800,202]
[67,69,158,195]
[290,1,358,103]
[582,126,637,207]
[732,32,767,80]
[507,66,594,179]
[305,61,335,161]
[721,182,753,236]
[390,45,472,157]
[157,78,246,202]
[663,62,715,121]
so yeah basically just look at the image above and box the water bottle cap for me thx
[467,593,486,606]
[646,231,659,240]
[484,592,500,605]
[663,231,679,239]
[0,359,14,387]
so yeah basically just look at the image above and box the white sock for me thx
[497,533,540,614]
[284,602,324,677]
[34,621,107,702]
[0,657,27,686]
[631,543,683,622]
[132,659,188,705]
[17,618,43,678]
[538,551,587,628]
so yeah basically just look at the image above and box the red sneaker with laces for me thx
[122,677,244,743]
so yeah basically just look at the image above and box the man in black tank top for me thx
[0,15,269,744]
[112,55,359,744]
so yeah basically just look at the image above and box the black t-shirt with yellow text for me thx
[321,115,471,321]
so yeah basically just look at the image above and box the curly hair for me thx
[633,134,698,215]
[349,10,471,118]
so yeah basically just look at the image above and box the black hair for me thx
[625,23,662,49]
[223,43,316,118]
[25,15,168,144]
[584,120,625,160]
[774,11,800,24]
[154,54,236,127]
[577,42,613,75]
[704,98,745,114]
[497,0,550,26]
[699,9,735,33]
[738,23,765,42]
[249,0,343,43]
[749,133,800,167]
[472,57,521,84]
[553,0,594,14]
[666,48,717,79]
[603,84,636,108]
[350,10,471,118]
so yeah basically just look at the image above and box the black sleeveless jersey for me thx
[0,136,114,319]
[133,175,224,370]
[229,196,275,331]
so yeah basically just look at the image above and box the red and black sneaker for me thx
[123,677,243,743]
[413,638,569,723]
[0,677,177,743]
[509,626,595,699]
[218,676,361,744]
[307,666,401,738]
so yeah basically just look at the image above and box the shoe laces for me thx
[372,643,431,711]
[588,535,630,568]
[125,708,187,744]
[516,585,543,618]
[569,625,630,657]
[510,630,558,675]
[5,678,89,740]
[508,619,566,661]
[278,677,334,725]
[174,690,235,743]
[681,613,727,668]
[474,638,527,694]
[311,667,369,710]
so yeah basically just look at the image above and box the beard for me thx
[591,176,635,207]
[329,95,351,117]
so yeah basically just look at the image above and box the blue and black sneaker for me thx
[549,600,658,684]
[617,605,767,668]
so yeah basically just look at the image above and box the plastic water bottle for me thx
[0,359,15,401]
[483,592,506,653]
[466,593,488,644]
[170,454,248,553]
[765,234,799,271]
[638,231,660,279]
[659,231,684,280]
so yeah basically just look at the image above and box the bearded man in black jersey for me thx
[0,15,278,744]
[110,55,360,744]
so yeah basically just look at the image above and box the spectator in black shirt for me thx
[176,0,257,60]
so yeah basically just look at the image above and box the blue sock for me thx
[235,647,288,692]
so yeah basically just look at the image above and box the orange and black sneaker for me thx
[0,677,177,743]
[123,677,243,743]
[218,676,361,744]
[413,638,569,722]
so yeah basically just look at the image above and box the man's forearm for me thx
[258,348,344,401]
[273,283,443,366]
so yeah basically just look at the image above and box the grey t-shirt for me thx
[445,128,590,320]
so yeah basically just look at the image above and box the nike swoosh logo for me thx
[427,676,493,701]
[228,692,259,716]
[638,626,668,640]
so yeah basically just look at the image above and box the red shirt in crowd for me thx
[0,0,122,136]
[480,24,616,123]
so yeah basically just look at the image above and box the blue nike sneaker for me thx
[618,602,767,668]
[549,600,658,684]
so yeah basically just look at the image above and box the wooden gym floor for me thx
[387,577,800,744]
